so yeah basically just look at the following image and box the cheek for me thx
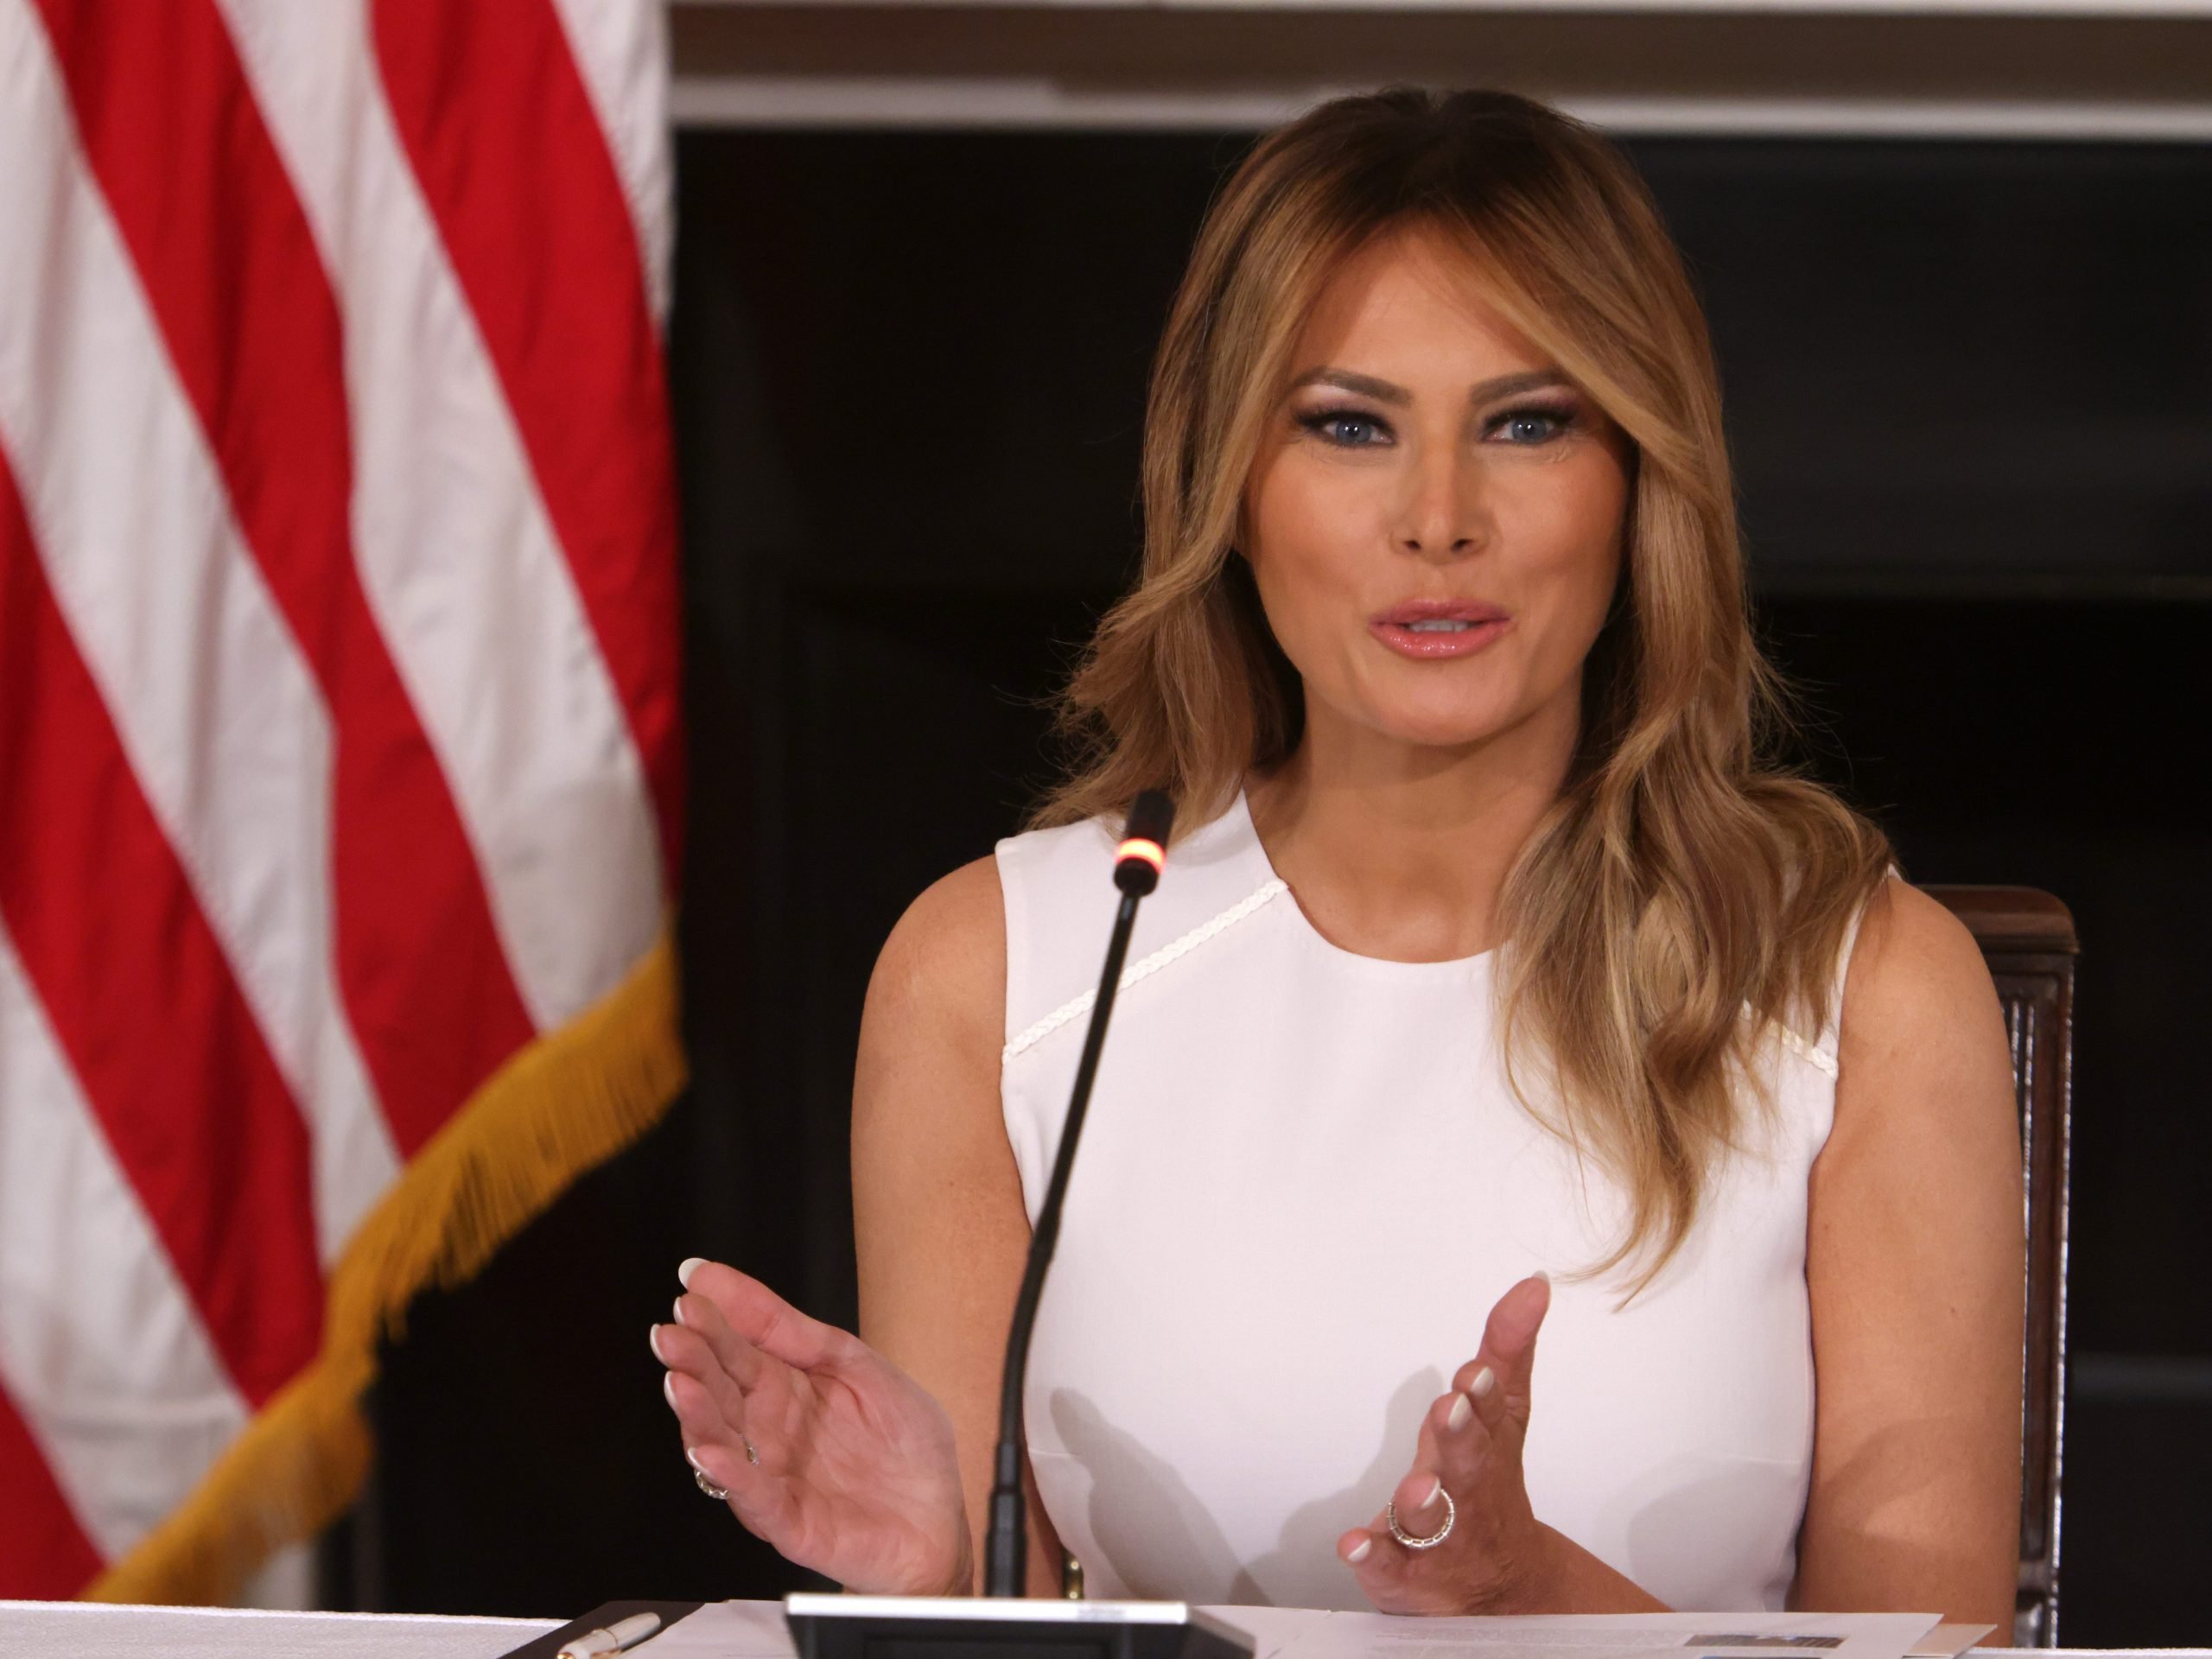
[1512,471,1627,647]
[1245,472,1375,651]
[1532,525,1623,647]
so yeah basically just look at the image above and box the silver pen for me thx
[557,1610,664,1658]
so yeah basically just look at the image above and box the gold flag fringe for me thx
[86,926,689,1605]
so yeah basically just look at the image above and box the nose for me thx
[1394,442,1488,562]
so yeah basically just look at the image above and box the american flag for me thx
[0,0,683,1601]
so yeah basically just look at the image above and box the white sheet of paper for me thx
[1193,1607,1944,1659]
[633,1601,1944,1659]
[1905,1624,1996,1659]
[632,1599,792,1656]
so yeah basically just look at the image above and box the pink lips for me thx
[1369,599,1513,660]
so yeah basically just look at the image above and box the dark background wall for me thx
[330,128,2212,1646]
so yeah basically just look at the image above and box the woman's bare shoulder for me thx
[855,855,1007,1114]
[1840,878,2000,1058]
[1830,874,2014,1147]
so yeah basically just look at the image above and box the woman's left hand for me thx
[1339,1272,1558,1614]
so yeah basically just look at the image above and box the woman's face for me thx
[1242,224,1633,758]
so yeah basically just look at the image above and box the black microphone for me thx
[784,789,1253,1659]
[985,788,1174,1597]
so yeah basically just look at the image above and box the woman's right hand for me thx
[652,1256,972,1596]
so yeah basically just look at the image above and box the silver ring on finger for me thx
[743,1434,760,1466]
[695,1465,729,1501]
[1386,1488,1455,1549]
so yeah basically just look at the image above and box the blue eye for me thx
[1296,407,1392,448]
[1491,404,1577,444]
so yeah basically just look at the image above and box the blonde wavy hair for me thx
[1027,87,1895,1289]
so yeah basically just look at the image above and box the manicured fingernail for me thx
[1533,1268,1552,1285]
[1420,1475,1444,1511]
[673,1295,688,1326]
[678,1256,706,1288]
[663,1371,679,1409]
[1446,1391,1472,1431]
[683,1445,709,1474]
[650,1325,668,1363]
[1347,1537,1372,1564]
[1470,1365,1497,1399]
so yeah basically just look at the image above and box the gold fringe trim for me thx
[86,927,689,1605]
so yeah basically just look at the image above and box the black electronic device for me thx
[782,791,1254,1659]
[784,1594,1255,1659]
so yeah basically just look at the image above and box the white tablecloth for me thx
[0,1599,558,1657]
[4,1602,2205,1659]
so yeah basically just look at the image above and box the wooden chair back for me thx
[1922,886,2075,1648]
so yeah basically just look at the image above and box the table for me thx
[0,1599,557,1657]
[3,1602,2205,1659]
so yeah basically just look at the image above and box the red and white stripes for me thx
[0,0,679,1598]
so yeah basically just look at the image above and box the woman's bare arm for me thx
[1796,880,2025,1630]
[851,855,1066,1596]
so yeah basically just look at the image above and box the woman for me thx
[654,87,2024,1622]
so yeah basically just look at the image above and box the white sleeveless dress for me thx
[994,787,1866,1613]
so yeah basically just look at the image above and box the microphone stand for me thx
[785,791,1253,1659]
[984,798,1160,1596]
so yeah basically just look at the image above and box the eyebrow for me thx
[1288,366,1573,407]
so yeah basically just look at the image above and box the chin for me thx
[1336,655,1528,745]
[1365,700,1522,751]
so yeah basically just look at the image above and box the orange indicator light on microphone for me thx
[1113,791,1174,895]
[1116,836,1165,874]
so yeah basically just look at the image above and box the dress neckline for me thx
[1225,784,1498,976]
